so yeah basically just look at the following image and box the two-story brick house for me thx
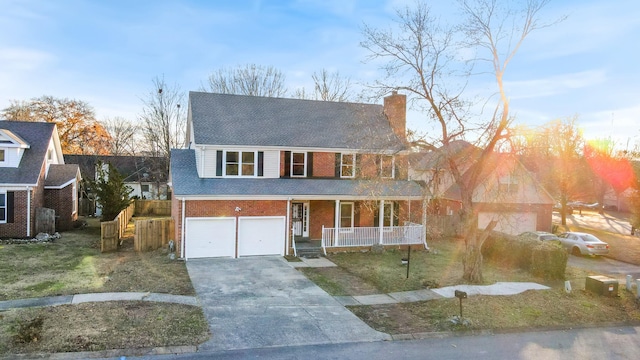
[0,121,81,238]
[170,91,426,259]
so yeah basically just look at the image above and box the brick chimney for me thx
[383,91,406,141]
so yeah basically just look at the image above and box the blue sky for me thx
[1,0,639,149]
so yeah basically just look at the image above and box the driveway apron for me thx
[187,257,390,351]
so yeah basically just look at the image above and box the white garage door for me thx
[238,216,285,257]
[478,212,537,236]
[185,217,236,258]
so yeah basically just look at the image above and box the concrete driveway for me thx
[568,255,640,282]
[187,257,390,351]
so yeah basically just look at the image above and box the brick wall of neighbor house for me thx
[0,190,28,238]
[44,184,76,231]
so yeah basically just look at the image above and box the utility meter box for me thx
[585,275,618,297]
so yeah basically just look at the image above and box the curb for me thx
[1,345,197,360]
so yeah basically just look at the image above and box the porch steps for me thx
[295,239,323,258]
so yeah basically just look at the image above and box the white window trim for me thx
[339,202,354,233]
[0,191,6,224]
[382,201,396,232]
[223,150,258,177]
[290,152,307,178]
[72,182,77,215]
[340,153,356,178]
[380,155,395,179]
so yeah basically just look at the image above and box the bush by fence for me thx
[135,200,171,216]
[482,232,567,280]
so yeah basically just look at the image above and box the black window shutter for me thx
[355,154,361,178]
[354,202,360,227]
[335,153,341,178]
[216,151,223,176]
[284,151,291,177]
[258,151,264,177]
[375,155,381,177]
[7,191,14,223]
[306,152,313,177]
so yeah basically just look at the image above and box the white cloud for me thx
[0,47,55,71]
[504,69,608,100]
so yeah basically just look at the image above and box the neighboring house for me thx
[64,155,169,215]
[0,121,81,237]
[170,91,426,259]
[604,186,636,212]
[410,141,554,235]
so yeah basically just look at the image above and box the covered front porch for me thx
[288,198,427,256]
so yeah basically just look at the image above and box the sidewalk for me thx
[0,292,198,311]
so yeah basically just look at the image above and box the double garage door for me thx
[477,212,537,236]
[185,216,285,259]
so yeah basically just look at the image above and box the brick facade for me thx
[0,190,29,238]
[311,152,335,178]
[44,184,77,231]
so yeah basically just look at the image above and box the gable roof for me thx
[44,164,80,188]
[64,155,168,183]
[412,140,482,171]
[188,92,406,151]
[0,129,30,148]
[170,149,423,198]
[0,120,55,186]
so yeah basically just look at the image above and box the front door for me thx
[292,202,309,237]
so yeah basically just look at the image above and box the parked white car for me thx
[557,232,610,256]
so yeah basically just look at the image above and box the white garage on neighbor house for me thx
[184,216,286,259]
[478,212,537,236]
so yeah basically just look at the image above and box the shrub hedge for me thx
[482,232,567,280]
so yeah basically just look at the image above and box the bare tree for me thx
[203,64,287,97]
[361,0,560,282]
[311,69,352,102]
[2,96,111,155]
[139,76,185,161]
[101,116,139,156]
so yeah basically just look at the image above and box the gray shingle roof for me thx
[170,149,423,198]
[188,92,406,151]
[0,121,55,185]
[44,164,80,187]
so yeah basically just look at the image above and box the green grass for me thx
[327,238,533,293]
[0,217,194,300]
[298,268,349,295]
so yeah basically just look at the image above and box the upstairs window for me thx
[291,152,306,177]
[380,155,394,178]
[499,173,518,193]
[0,149,4,162]
[218,150,262,177]
[341,153,356,178]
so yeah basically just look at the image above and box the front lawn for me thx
[0,302,209,355]
[300,237,640,334]
[0,217,194,301]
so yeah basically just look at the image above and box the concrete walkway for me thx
[0,292,198,311]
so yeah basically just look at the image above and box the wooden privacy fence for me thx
[100,202,135,252]
[134,218,174,252]
[135,200,171,216]
[35,207,56,234]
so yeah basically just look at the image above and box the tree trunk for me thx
[463,235,483,283]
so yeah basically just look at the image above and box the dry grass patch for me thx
[0,217,193,300]
[326,238,533,294]
[0,302,209,355]
[349,288,640,334]
[298,267,381,296]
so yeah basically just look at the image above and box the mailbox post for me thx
[454,290,467,318]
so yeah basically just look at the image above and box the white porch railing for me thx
[321,223,427,255]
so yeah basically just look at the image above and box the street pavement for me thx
[125,325,640,360]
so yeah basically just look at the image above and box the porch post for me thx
[335,200,340,246]
[379,199,384,245]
